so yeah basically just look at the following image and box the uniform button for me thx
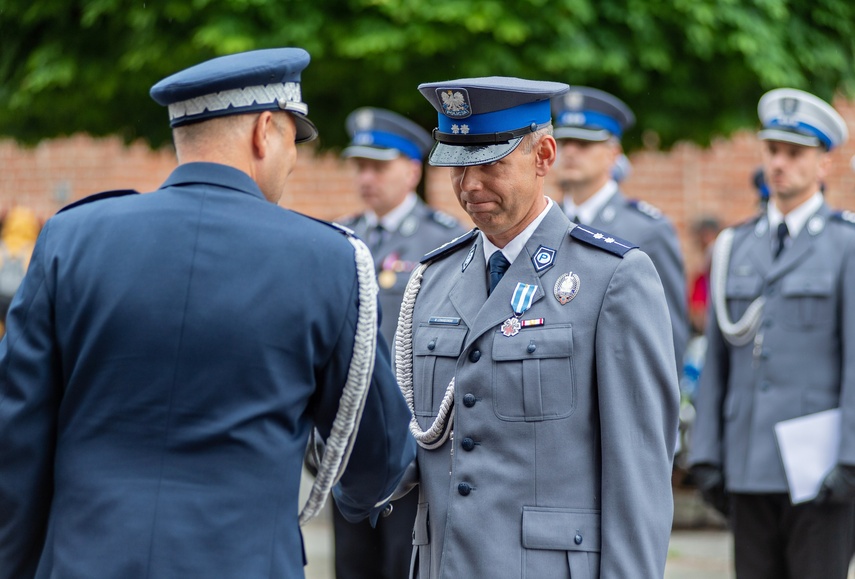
[458,483,472,496]
[461,437,475,451]
[574,533,583,545]
[527,341,536,354]
[764,319,774,328]
[427,339,436,351]
[469,349,481,363]
[463,393,476,407]
[760,381,770,392]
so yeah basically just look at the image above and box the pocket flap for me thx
[414,325,467,357]
[522,507,601,552]
[493,326,573,361]
[725,275,762,299]
[781,274,833,297]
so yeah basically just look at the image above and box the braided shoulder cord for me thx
[394,263,456,450]
[711,228,766,347]
[299,235,378,525]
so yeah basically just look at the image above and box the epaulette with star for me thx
[569,224,637,257]
[420,228,479,264]
[427,209,460,229]
[831,210,855,227]
[57,189,139,214]
[627,199,663,220]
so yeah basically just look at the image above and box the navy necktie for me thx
[488,251,510,294]
[775,222,789,259]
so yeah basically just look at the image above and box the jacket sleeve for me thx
[313,280,416,526]
[596,248,680,578]
[835,231,855,466]
[0,225,62,579]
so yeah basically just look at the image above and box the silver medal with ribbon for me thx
[501,282,537,337]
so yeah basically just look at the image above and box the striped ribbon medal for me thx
[501,283,537,337]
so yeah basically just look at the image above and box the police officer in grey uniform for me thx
[394,77,679,578]
[552,87,688,372]
[339,107,468,345]
[689,88,855,579]
[335,107,467,579]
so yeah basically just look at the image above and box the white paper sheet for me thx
[774,408,841,504]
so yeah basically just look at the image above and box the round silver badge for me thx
[554,272,581,305]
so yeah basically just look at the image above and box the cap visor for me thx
[427,138,523,167]
[554,127,612,142]
[293,115,318,144]
[757,129,820,148]
[341,145,402,161]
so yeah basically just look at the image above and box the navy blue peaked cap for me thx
[150,48,318,143]
[551,86,635,141]
[418,77,569,167]
[342,107,433,161]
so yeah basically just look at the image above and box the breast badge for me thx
[554,272,581,305]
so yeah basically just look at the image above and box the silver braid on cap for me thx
[299,235,378,525]
[711,228,766,346]
[394,263,456,450]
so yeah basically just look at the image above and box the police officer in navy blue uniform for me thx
[690,88,855,579]
[331,108,466,579]
[396,77,679,578]
[0,48,416,579]
[552,87,689,373]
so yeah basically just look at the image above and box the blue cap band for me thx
[352,130,423,160]
[767,119,831,149]
[557,110,623,137]
[437,100,551,138]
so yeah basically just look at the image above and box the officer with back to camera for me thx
[332,107,466,579]
[0,48,416,579]
[690,88,855,579]
[552,87,688,371]
[393,76,679,578]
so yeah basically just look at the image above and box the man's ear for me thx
[252,111,275,159]
[535,135,558,177]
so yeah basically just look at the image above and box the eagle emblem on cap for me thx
[781,97,799,121]
[438,89,471,118]
[565,91,585,110]
[354,109,374,130]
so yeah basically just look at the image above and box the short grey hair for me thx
[519,124,554,154]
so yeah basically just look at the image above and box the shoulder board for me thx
[420,228,479,264]
[627,199,663,220]
[427,209,460,229]
[569,224,637,257]
[57,189,139,214]
[831,210,855,227]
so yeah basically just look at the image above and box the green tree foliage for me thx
[1,0,853,150]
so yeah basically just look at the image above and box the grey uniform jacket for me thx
[340,198,466,343]
[405,204,679,579]
[566,191,688,370]
[689,204,855,492]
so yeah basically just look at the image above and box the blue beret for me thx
[551,86,635,141]
[417,77,569,167]
[342,107,433,161]
[757,88,848,150]
[150,48,318,143]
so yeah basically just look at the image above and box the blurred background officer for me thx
[0,48,416,579]
[690,88,855,579]
[339,107,467,346]
[395,77,678,578]
[552,87,688,373]
[332,108,466,579]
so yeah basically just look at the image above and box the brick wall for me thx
[2,97,854,282]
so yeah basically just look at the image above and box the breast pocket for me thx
[522,507,601,579]
[413,325,466,417]
[780,273,835,330]
[725,274,762,321]
[492,325,574,422]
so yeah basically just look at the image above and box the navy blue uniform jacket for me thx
[0,162,416,578]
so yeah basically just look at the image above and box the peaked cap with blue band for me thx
[757,88,848,150]
[150,48,318,144]
[417,77,569,167]
[551,86,635,142]
[342,107,433,161]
